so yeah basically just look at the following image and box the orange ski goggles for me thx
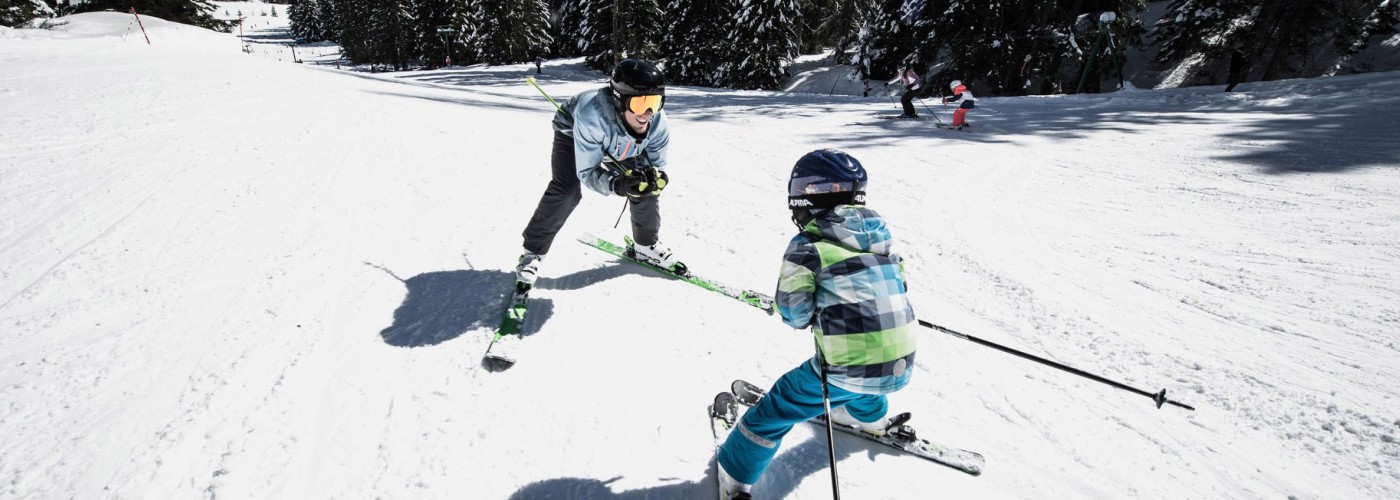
[625,94,664,115]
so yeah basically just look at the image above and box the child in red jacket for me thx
[942,80,976,129]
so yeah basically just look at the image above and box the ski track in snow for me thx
[3,8,1400,500]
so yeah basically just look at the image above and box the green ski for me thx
[482,285,529,371]
[577,233,774,313]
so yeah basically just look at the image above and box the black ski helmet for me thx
[788,149,868,210]
[611,59,665,111]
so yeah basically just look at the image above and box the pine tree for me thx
[618,0,663,60]
[793,0,826,54]
[288,0,323,41]
[578,0,616,70]
[715,0,802,90]
[1,0,54,27]
[1328,0,1400,75]
[549,0,585,57]
[71,0,235,32]
[1153,0,1259,86]
[817,0,868,64]
[1152,0,1342,87]
[917,1,1142,96]
[853,0,931,86]
[460,0,552,65]
[335,0,377,64]
[660,0,735,86]
[317,0,340,43]
[412,0,458,68]
[369,0,417,70]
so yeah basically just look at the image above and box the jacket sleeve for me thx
[570,100,616,195]
[776,236,820,329]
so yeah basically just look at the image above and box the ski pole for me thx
[527,76,628,177]
[818,351,842,500]
[613,199,629,229]
[917,319,1196,411]
[528,76,633,225]
[916,98,945,126]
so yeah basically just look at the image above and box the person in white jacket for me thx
[886,65,922,118]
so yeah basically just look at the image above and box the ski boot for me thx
[514,251,543,294]
[625,237,688,276]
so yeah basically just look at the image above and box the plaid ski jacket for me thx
[777,205,917,394]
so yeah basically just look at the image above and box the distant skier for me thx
[1224,41,1247,92]
[716,149,918,499]
[515,59,679,292]
[887,64,922,118]
[942,79,976,129]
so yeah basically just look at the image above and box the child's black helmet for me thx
[788,149,868,210]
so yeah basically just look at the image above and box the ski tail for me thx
[482,285,530,371]
[709,391,743,500]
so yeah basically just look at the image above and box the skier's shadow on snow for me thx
[507,437,898,499]
[374,262,652,349]
[375,267,555,348]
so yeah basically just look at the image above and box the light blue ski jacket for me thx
[551,87,670,195]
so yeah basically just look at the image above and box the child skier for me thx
[716,149,918,498]
[942,79,976,130]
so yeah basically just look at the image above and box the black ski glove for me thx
[612,169,648,198]
[611,167,668,198]
[645,167,668,195]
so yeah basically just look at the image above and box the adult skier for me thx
[942,79,976,130]
[515,59,679,291]
[716,149,918,498]
[887,64,922,118]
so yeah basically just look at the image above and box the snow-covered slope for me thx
[3,12,1399,500]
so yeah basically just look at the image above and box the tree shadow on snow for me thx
[1214,103,1400,174]
[351,63,1400,176]
[506,434,905,499]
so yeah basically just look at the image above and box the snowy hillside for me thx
[3,10,1399,500]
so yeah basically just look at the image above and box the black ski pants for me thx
[900,87,917,117]
[521,132,661,255]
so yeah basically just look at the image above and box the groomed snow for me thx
[2,9,1399,500]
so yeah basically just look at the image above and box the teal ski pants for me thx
[716,361,888,485]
